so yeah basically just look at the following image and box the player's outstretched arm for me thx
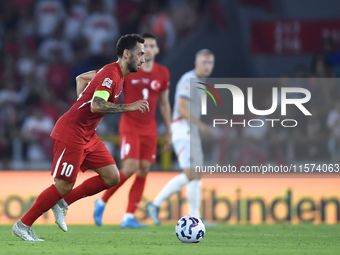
[91,97,150,114]
[76,70,97,97]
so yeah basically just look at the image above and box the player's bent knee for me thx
[141,165,150,174]
[55,179,75,196]
[106,168,120,187]
[122,167,136,178]
[95,164,120,187]
[122,159,139,178]
[136,167,149,177]
[137,160,151,177]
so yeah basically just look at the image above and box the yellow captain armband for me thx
[93,90,110,101]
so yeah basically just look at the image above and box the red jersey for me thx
[51,62,124,149]
[119,62,170,135]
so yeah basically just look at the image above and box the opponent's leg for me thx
[147,140,191,225]
[185,165,215,227]
[147,171,190,225]
[187,178,202,217]
[184,168,202,217]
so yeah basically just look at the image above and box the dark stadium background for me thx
[0,0,340,171]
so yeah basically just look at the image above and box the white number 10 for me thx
[61,163,74,177]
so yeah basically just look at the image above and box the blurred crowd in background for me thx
[0,0,340,170]
[0,0,220,169]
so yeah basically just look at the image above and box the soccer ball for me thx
[175,215,205,243]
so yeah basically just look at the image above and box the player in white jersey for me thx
[146,49,214,224]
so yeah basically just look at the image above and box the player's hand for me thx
[163,131,172,152]
[199,122,213,136]
[129,100,150,114]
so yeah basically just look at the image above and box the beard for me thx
[127,55,139,72]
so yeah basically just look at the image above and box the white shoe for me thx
[52,200,68,232]
[12,221,44,241]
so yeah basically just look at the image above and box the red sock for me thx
[102,170,127,203]
[64,176,109,206]
[21,185,63,226]
[127,176,146,214]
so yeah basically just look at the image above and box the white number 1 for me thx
[142,88,149,100]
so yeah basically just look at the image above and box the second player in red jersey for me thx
[121,61,169,133]
[119,57,170,161]
[94,33,172,228]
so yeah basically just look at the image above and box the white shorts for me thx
[172,139,203,169]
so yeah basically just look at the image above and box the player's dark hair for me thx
[116,34,145,58]
[141,32,157,40]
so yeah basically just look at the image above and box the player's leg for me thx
[50,143,86,232]
[184,168,202,218]
[185,143,215,226]
[62,139,118,207]
[122,133,157,227]
[63,164,119,206]
[55,163,118,228]
[51,179,76,232]
[94,133,140,226]
[13,141,81,240]
[121,159,152,228]
[13,183,67,241]
[184,141,203,218]
[101,159,138,202]
[147,140,190,225]
[52,140,117,229]
[183,137,205,219]
[94,158,139,226]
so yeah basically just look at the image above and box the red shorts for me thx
[51,137,116,183]
[119,132,157,163]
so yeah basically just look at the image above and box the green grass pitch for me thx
[1,223,339,255]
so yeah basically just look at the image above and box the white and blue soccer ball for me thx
[175,215,205,243]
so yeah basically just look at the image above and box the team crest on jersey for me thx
[150,80,161,90]
[102,78,113,88]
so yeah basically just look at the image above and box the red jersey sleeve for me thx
[93,67,118,96]
[160,66,170,92]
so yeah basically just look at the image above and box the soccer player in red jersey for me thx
[93,32,172,228]
[12,34,149,241]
